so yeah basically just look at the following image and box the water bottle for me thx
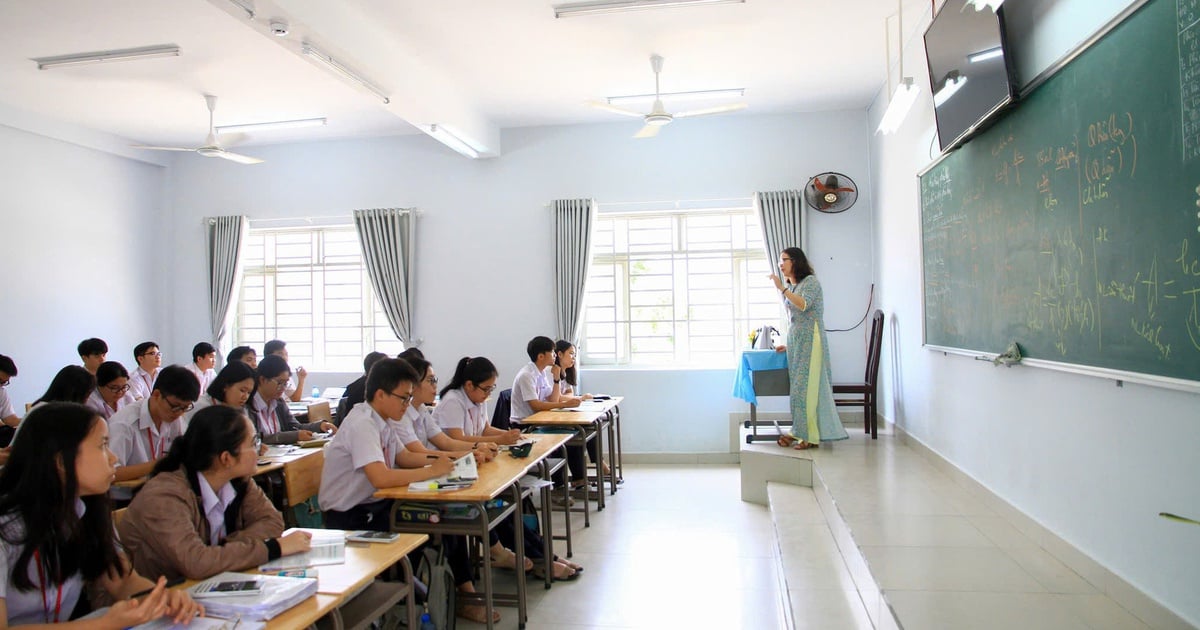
[311,386,320,399]
[419,611,436,630]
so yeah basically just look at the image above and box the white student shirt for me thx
[318,402,402,513]
[283,376,298,399]
[186,364,216,393]
[85,389,135,421]
[0,387,15,420]
[196,471,236,546]
[252,393,282,436]
[108,399,186,500]
[128,367,158,401]
[397,404,444,450]
[184,394,216,424]
[0,500,87,625]
[432,388,487,436]
[510,362,551,422]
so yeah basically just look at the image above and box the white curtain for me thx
[353,208,418,345]
[553,199,596,344]
[205,215,250,357]
[754,190,806,264]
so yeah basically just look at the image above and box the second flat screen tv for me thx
[924,1,1018,153]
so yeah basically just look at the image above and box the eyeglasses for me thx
[270,377,290,388]
[472,383,498,394]
[425,375,438,386]
[164,397,194,413]
[0,379,8,388]
[104,384,131,394]
[141,351,163,358]
[247,434,263,451]
[383,389,413,404]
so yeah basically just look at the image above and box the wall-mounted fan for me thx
[804,172,858,213]
[130,95,263,164]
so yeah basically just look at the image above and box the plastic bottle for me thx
[311,386,320,399]
[419,611,436,630]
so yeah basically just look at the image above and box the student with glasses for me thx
[118,405,312,582]
[433,356,521,446]
[128,341,163,401]
[87,361,136,420]
[108,366,201,506]
[246,355,335,445]
[77,337,108,375]
[0,355,18,454]
[392,356,497,461]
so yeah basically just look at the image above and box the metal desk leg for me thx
[511,483,528,627]
[613,406,623,483]
[605,413,618,495]
[537,461,554,590]
[592,421,606,511]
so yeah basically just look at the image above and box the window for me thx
[234,225,404,371]
[581,208,778,367]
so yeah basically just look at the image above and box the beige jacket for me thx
[118,468,285,581]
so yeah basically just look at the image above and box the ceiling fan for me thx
[588,54,747,138]
[130,95,263,164]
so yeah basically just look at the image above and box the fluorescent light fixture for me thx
[933,74,967,107]
[33,45,180,70]
[301,44,390,105]
[968,46,1004,63]
[428,124,483,159]
[876,78,918,134]
[215,117,327,134]
[607,88,745,105]
[226,0,254,18]
[967,0,1004,11]
[555,0,744,18]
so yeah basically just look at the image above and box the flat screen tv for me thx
[924,1,1018,153]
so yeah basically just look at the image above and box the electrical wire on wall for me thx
[827,283,875,332]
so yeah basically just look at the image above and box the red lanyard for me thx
[33,550,64,624]
[262,405,278,434]
[146,428,166,459]
[140,372,154,393]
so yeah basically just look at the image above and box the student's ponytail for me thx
[439,356,498,398]
[154,430,191,475]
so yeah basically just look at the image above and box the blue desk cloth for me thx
[732,350,789,404]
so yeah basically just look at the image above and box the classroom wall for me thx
[0,123,167,409]
[868,0,1200,623]
[163,111,876,455]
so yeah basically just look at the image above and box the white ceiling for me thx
[0,0,920,155]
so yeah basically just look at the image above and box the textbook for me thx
[259,528,345,571]
[189,572,317,622]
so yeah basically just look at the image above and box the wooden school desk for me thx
[373,433,568,630]
[252,529,429,630]
[520,396,623,522]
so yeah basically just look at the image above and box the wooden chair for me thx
[281,449,324,527]
[306,401,333,425]
[833,309,884,439]
[112,507,127,528]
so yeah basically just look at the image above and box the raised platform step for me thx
[739,435,813,505]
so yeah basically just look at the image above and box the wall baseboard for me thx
[892,421,1195,630]
[622,452,740,465]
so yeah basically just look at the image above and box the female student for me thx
[245,355,334,445]
[554,340,616,483]
[86,362,135,421]
[188,362,256,420]
[432,357,521,446]
[118,405,311,581]
[432,356,583,581]
[318,360,498,624]
[0,402,204,627]
[31,366,95,407]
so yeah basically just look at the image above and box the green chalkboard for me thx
[920,0,1200,384]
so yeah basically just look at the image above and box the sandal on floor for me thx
[560,559,584,573]
[458,604,501,624]
[793,441,819,450]
[776,434,797,448]
[532,561,579,582]
[491,546,533,572]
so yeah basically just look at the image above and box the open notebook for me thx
[259,529,345,571]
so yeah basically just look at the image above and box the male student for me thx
[343,351,388,410]
[227,345,257,369]
[129,341,163,401]
[319,358,453,529]
[264,339,307,402]
[510,336,581,424]
[108,365,201,504]
[77,337,108,374]
[0,355,19,451]
[186,342,218,391]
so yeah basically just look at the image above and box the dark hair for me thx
[95,361,130,388]
[0,354,18,377]
[0,403,121,590]
[363,351,388,373]
[526,336,554,362]
[34,365,96,405]
[152,365,201,401]
[206,362,257,403]
[227,346,256,364]
[554,340,578,387]
[155,405,253,476]
[366,359,419,403]
[781,247,815,283]
[77,338,108,357]
[402,356,431,381]
[440,356,498,398]
[397,347,425,362]
[256,354,291,380]
[264,339,286,356]
[192,342,216,362]
[133,341,159,362]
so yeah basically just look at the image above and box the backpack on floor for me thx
[415,544,456,630]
